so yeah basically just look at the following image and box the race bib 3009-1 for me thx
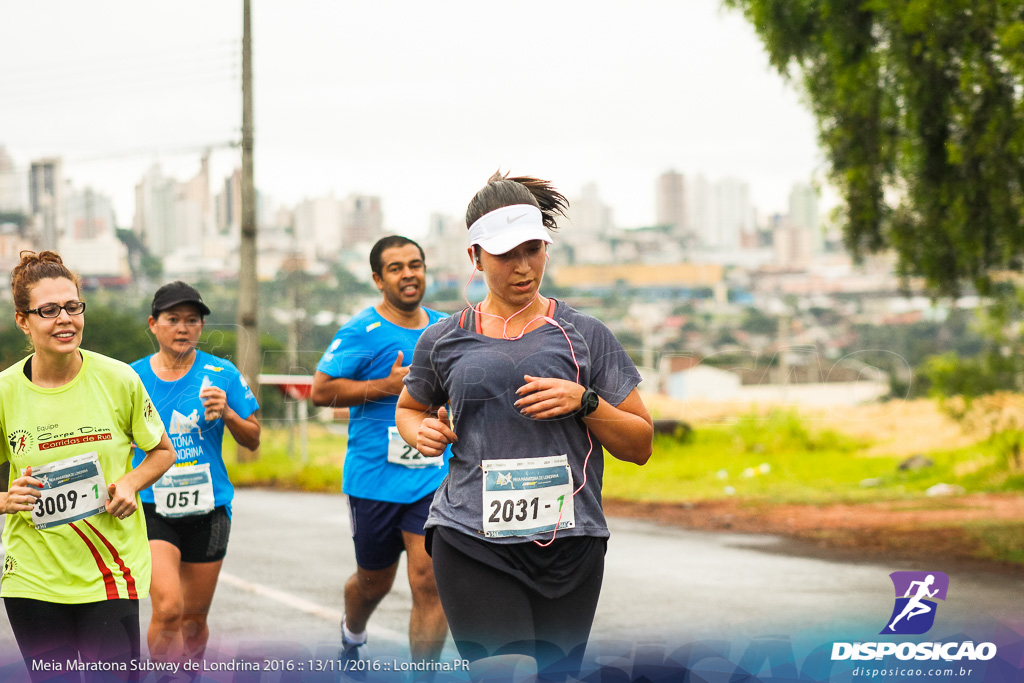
[27,452,109,530]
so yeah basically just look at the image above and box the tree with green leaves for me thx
[0,212,29,228]
[725,0,1024,295]
[921,281,1024,397]
[116,228,163,282]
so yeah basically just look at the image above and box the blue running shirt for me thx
[317,306,449,503]
[131,349,259,515]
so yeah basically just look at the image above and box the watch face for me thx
[584,388,599,415]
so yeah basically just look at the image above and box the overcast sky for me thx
[0,1,828,236]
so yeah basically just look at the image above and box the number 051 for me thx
[165,491,200,509]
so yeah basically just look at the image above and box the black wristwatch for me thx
[575,387,599,418]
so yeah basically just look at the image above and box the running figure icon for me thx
[887,574,938,631]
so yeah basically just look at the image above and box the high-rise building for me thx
[562,183,615,263]
[656,170,687,238]
[215,167,242,237]
[135,157,226,276]
[340,194,383,246]
[424,212,467,280]
[177,152,213,253]
[0,148,33,273]
[133,164,177,258]
[65,187,115,241]
[567,182,614,236]
[294,194,342,260]
[0,146,25,214]
[29,158,63,250]
[60,186,129,277]
[713,177,753,252]
[687,174,715,249]
[788,182,821,253]
[772,213,812,267]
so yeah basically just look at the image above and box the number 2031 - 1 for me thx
[488,495,564,524]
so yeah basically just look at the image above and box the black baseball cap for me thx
[151,281,211,317]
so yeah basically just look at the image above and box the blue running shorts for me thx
[347,492,433,570]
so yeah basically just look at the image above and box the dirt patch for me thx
[605,494,1024,571]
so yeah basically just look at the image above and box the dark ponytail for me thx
[465,170,569,232]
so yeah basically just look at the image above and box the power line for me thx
[71,141,240,163]
[0,56,240,91]
[0,54,240,90]
[0,41,240,81]
[1,67,239,99]
[0,72,240,108]
[0,140,239,176]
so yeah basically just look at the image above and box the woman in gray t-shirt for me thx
[396,171,654,680]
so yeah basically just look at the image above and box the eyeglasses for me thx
[24,301,87,318]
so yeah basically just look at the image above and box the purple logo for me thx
[881,571,949,635]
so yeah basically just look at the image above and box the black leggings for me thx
[4,598,140,683]
[431,532,603,681]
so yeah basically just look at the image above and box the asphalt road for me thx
[0,489,1021,678]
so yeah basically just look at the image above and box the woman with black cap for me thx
[395,171,654,681]
[130,281,261,666]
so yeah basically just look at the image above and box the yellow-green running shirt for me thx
[0,350,165,603]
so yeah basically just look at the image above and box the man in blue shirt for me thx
[312,236,449,664]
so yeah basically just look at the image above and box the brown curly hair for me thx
[11,251,81,313]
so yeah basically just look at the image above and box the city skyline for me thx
[2,145,830,284]
[1,1,831,238]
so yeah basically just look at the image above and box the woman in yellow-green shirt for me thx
[0,251,175,681]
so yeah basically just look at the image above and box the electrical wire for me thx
[1,38,239,109]
[1,71,240,108]
[0,41,240,82]
[0,140,239,177]
[0,61,240,95]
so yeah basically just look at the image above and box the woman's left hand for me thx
[514,375,585,419]
[105,477,138,521]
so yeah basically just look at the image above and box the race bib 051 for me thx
[153,463,215,518]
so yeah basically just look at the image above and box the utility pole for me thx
[237,0,260,461]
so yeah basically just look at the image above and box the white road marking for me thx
[219,572,405,641]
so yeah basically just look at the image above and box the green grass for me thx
[232,411,1022,503]
[224,422,345,492]
[604,411,1020,504]
[964,521,1024,564]
[221,412,1024,562]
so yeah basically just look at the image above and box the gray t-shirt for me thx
[404,300,642,544]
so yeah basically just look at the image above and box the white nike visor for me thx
[468,204,553,255]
